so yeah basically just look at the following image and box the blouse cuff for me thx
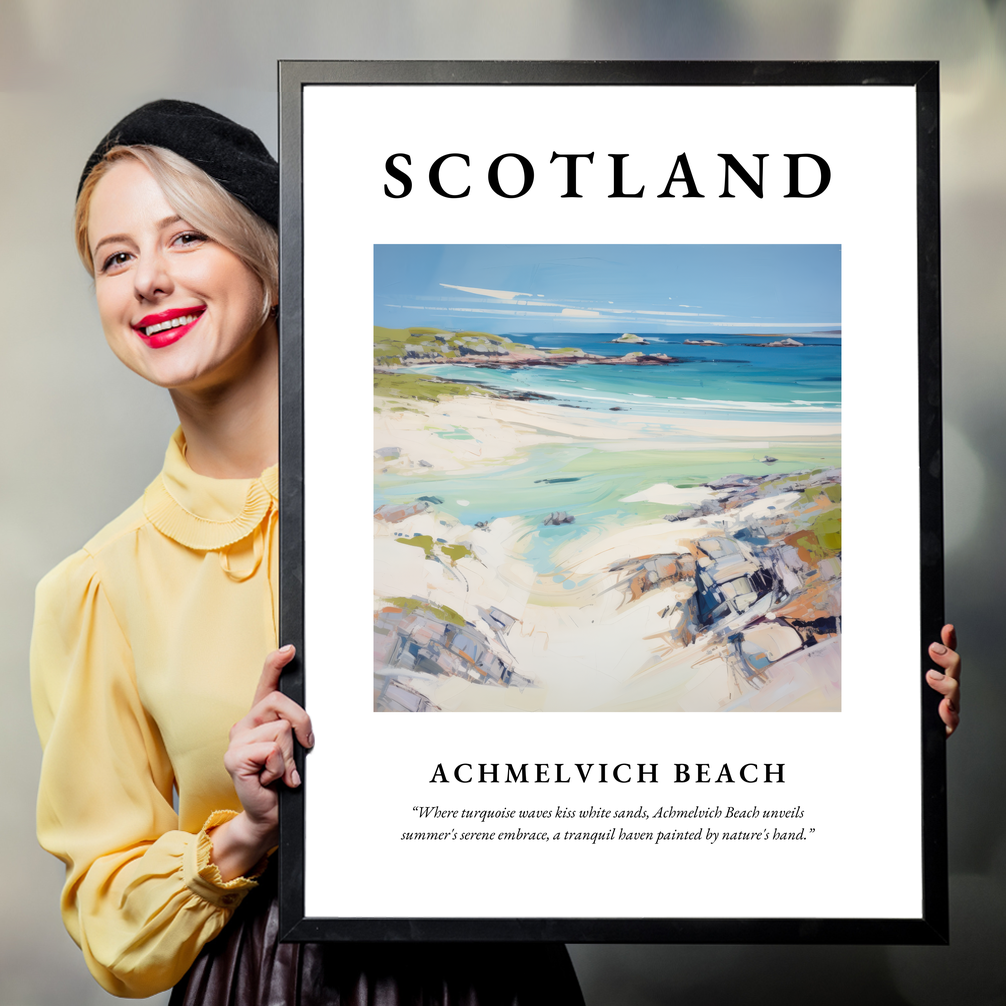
[183,810,269,909]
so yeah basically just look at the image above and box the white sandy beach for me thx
[376,393,841,472]
[374,391,841,713]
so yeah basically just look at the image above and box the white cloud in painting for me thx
[634,309,723,318]
[405,278,841,331]
[440,283,533,300]
[385,303,840,328]
[439,281,720,317]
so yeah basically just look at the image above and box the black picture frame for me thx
[277,60,945,944]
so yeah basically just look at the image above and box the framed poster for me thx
[277,61,946,943]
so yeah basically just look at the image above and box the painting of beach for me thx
[373,245,841,713]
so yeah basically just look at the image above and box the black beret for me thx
[78,99,278,228]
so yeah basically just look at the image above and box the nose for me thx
[133,247,173,303]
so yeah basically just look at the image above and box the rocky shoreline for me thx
[374,324,679,371]
[406,349,679,368]
[374,456,842,712]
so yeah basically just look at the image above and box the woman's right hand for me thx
[209,645,314,881]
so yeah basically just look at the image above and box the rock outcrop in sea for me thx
[543,511,575,526]
[742,337,805,347]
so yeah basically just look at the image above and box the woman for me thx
[31,100,586,1003]
[33,99,962,1003]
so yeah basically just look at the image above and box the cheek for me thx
[195,252,266,331]
[94,286,132,345]
[222,267,268,333]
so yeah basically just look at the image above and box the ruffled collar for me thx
[143,428,278,551]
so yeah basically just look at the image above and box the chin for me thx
[163,362,228,392]
[109,321,271,393]
[121,353,217,391]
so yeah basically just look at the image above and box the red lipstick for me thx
[132,306,205,349]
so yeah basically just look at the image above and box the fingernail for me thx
[928,670,944,679]
[292,768,301,787]
[931,643,947,655]
[280,644,295,654]
[307,732,315,748]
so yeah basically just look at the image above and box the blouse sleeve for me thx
[31,549,262,998]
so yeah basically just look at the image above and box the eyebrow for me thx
[91,215,185,258]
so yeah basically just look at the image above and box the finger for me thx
[230,696,313,752]
[926,671,961,738]
[233,720,301,788]
[224,739,287,786]
[928,642,961,680]
[926,669,959,705]
[941,623,957,652]
[258,742,287,787]
[939,697,960,737]
[252,645,296,707]
[245,690,314,749]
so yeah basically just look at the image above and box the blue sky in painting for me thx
[374,244,841,336]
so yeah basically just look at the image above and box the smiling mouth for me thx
[142,313,199,337]
[135,307,206,338]
[131,307,207,349]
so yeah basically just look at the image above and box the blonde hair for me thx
[75,145,278,322]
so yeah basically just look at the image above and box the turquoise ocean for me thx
[375,332,841,553]
[414,331,840,421]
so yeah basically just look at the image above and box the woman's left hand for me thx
[926,624,961,737]
[209,645,313,881]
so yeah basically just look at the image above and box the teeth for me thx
[142,313,199,337]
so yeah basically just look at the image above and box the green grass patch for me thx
[395,534,434,557]
[382,595,466,627]
[374,371,484,403]
[441,543,474,564]
[374,325,547,367]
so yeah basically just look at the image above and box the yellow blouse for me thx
[31,429,279,998]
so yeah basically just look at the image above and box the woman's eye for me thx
[101,251,132,273]
[173,231,208,248]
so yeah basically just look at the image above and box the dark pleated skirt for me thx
[169,869,585,1006]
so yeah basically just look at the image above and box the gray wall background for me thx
[2,2,1003,1003]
